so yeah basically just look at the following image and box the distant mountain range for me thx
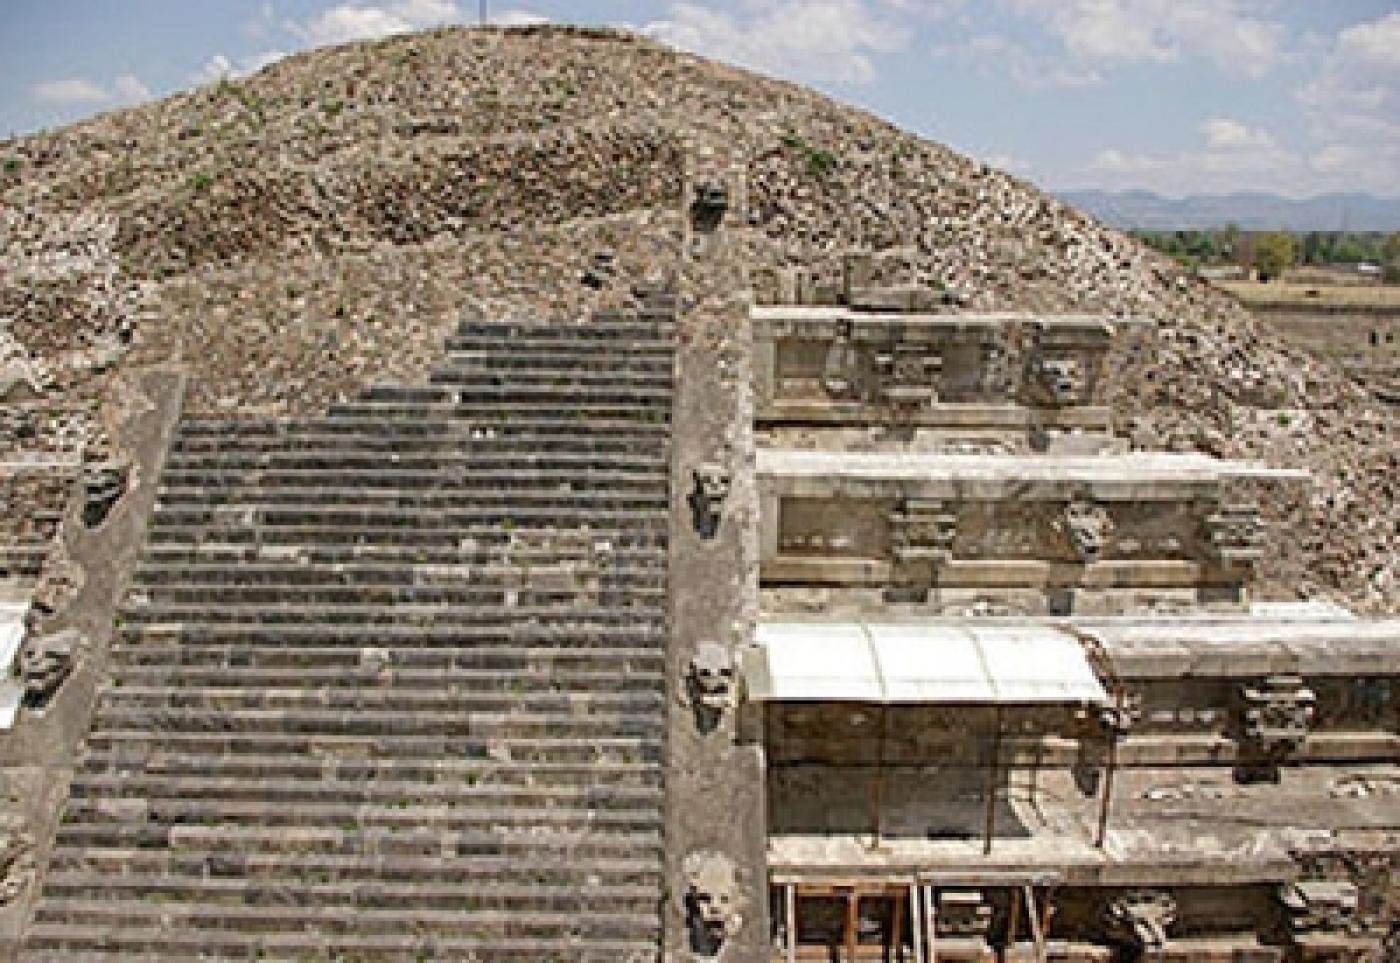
[1057,190,1400,232]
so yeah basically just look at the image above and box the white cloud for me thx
[30,74,152,106]
[1296,11,1400,194]
[491,9,549,27]
[1004,0,1285,78]
[946,33,1101,88]
[30,78,110,104]
[644,1,907,84]
[986,152,1031,173]
[289,0,463,46]
[112,74,151,102]
[1201,117,1274,150]
[193,50,288,85]
[1086,117,1301,194]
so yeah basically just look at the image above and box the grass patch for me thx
[782,132,838,177]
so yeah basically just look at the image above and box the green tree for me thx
[1253,232,1296,281]
[1383,231,1400,264]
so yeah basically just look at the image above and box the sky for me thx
[2,0,1399,199]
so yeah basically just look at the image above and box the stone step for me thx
[0,543,51,577]
[46,848,661,886]
[454,316,672,332]
[109,645,664,675]
[148,503,669,527]
[450,322,672,343]
[425,369,672,389]
[161,452,666,477]
[27,898,660,940]
[123,584,667,609]
[113,617,665,642]
[145,526,668,548]
[116,610,666,632]
[325,400,671,420]
[87,704,661,739]
[437,349,672,370]
[39,872,660,914]
[116,608,664,631]
[127,562,664,590]
[160,453,669,475]
[174,416,671,441]
[66,773,663,812]
[153,483,668,507]
[106,665,662,694]
[80,731,663,766]
[21,926,658,961]
[161,459,666,479]
[137,543,665,567]
[131,547,662,574]
[96,686,664,716]
[60,793,663,831]
[54,817,662,853]
[75,753,661,788]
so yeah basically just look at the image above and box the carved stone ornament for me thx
[935,889,993,939]
[821,324,859,400]
[889,498,958,566]
[683,851,741,956]
[1103,889,1177,952]
[19,627,80,706]
[690,181,729,232]
[1059,500,1114,564]
[887,498,957,601]
[1239,674,1316,757]
[875,340,940,408]
[81,457,130,528]
[684,642,736,734]
[689,462,730,539]
[1091,694,1142,738]
[1023,347,1086,407]
[1205,503,1265,568]
[1278,880,1360,937]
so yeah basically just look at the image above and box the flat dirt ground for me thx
[1218,279,1400,307]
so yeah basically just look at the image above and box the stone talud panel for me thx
[760,490,1271,616]
[753,308,1131,452]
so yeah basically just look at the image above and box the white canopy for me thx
[743,620,1108,705]
[0,601,28,729]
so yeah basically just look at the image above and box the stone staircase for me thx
[20,316,674,961]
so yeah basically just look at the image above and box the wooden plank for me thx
[910,883,924,963]
[845,890,859,963]
[786,883,797,963]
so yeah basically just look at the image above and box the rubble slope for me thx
[0,24,1393,611]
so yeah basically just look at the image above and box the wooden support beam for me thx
[984,706,1003,856]
[924,885,938,963]
[785,883,797,963]
[870,703,890,849]
[910,884,924,963]
[1096,724,1118,849]
[1008,885,1021,946]
[1025,884,1047,963]
[891,887,904,961]
[845,889,859,963]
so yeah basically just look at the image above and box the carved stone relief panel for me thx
[874,338,941,408]
[1204,502,1265,571]
[1278,880,1361,939]
[887,497,957,598]
[1102,889,1177,953]
[684,851,742,956]
[1058,499,1115,564]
